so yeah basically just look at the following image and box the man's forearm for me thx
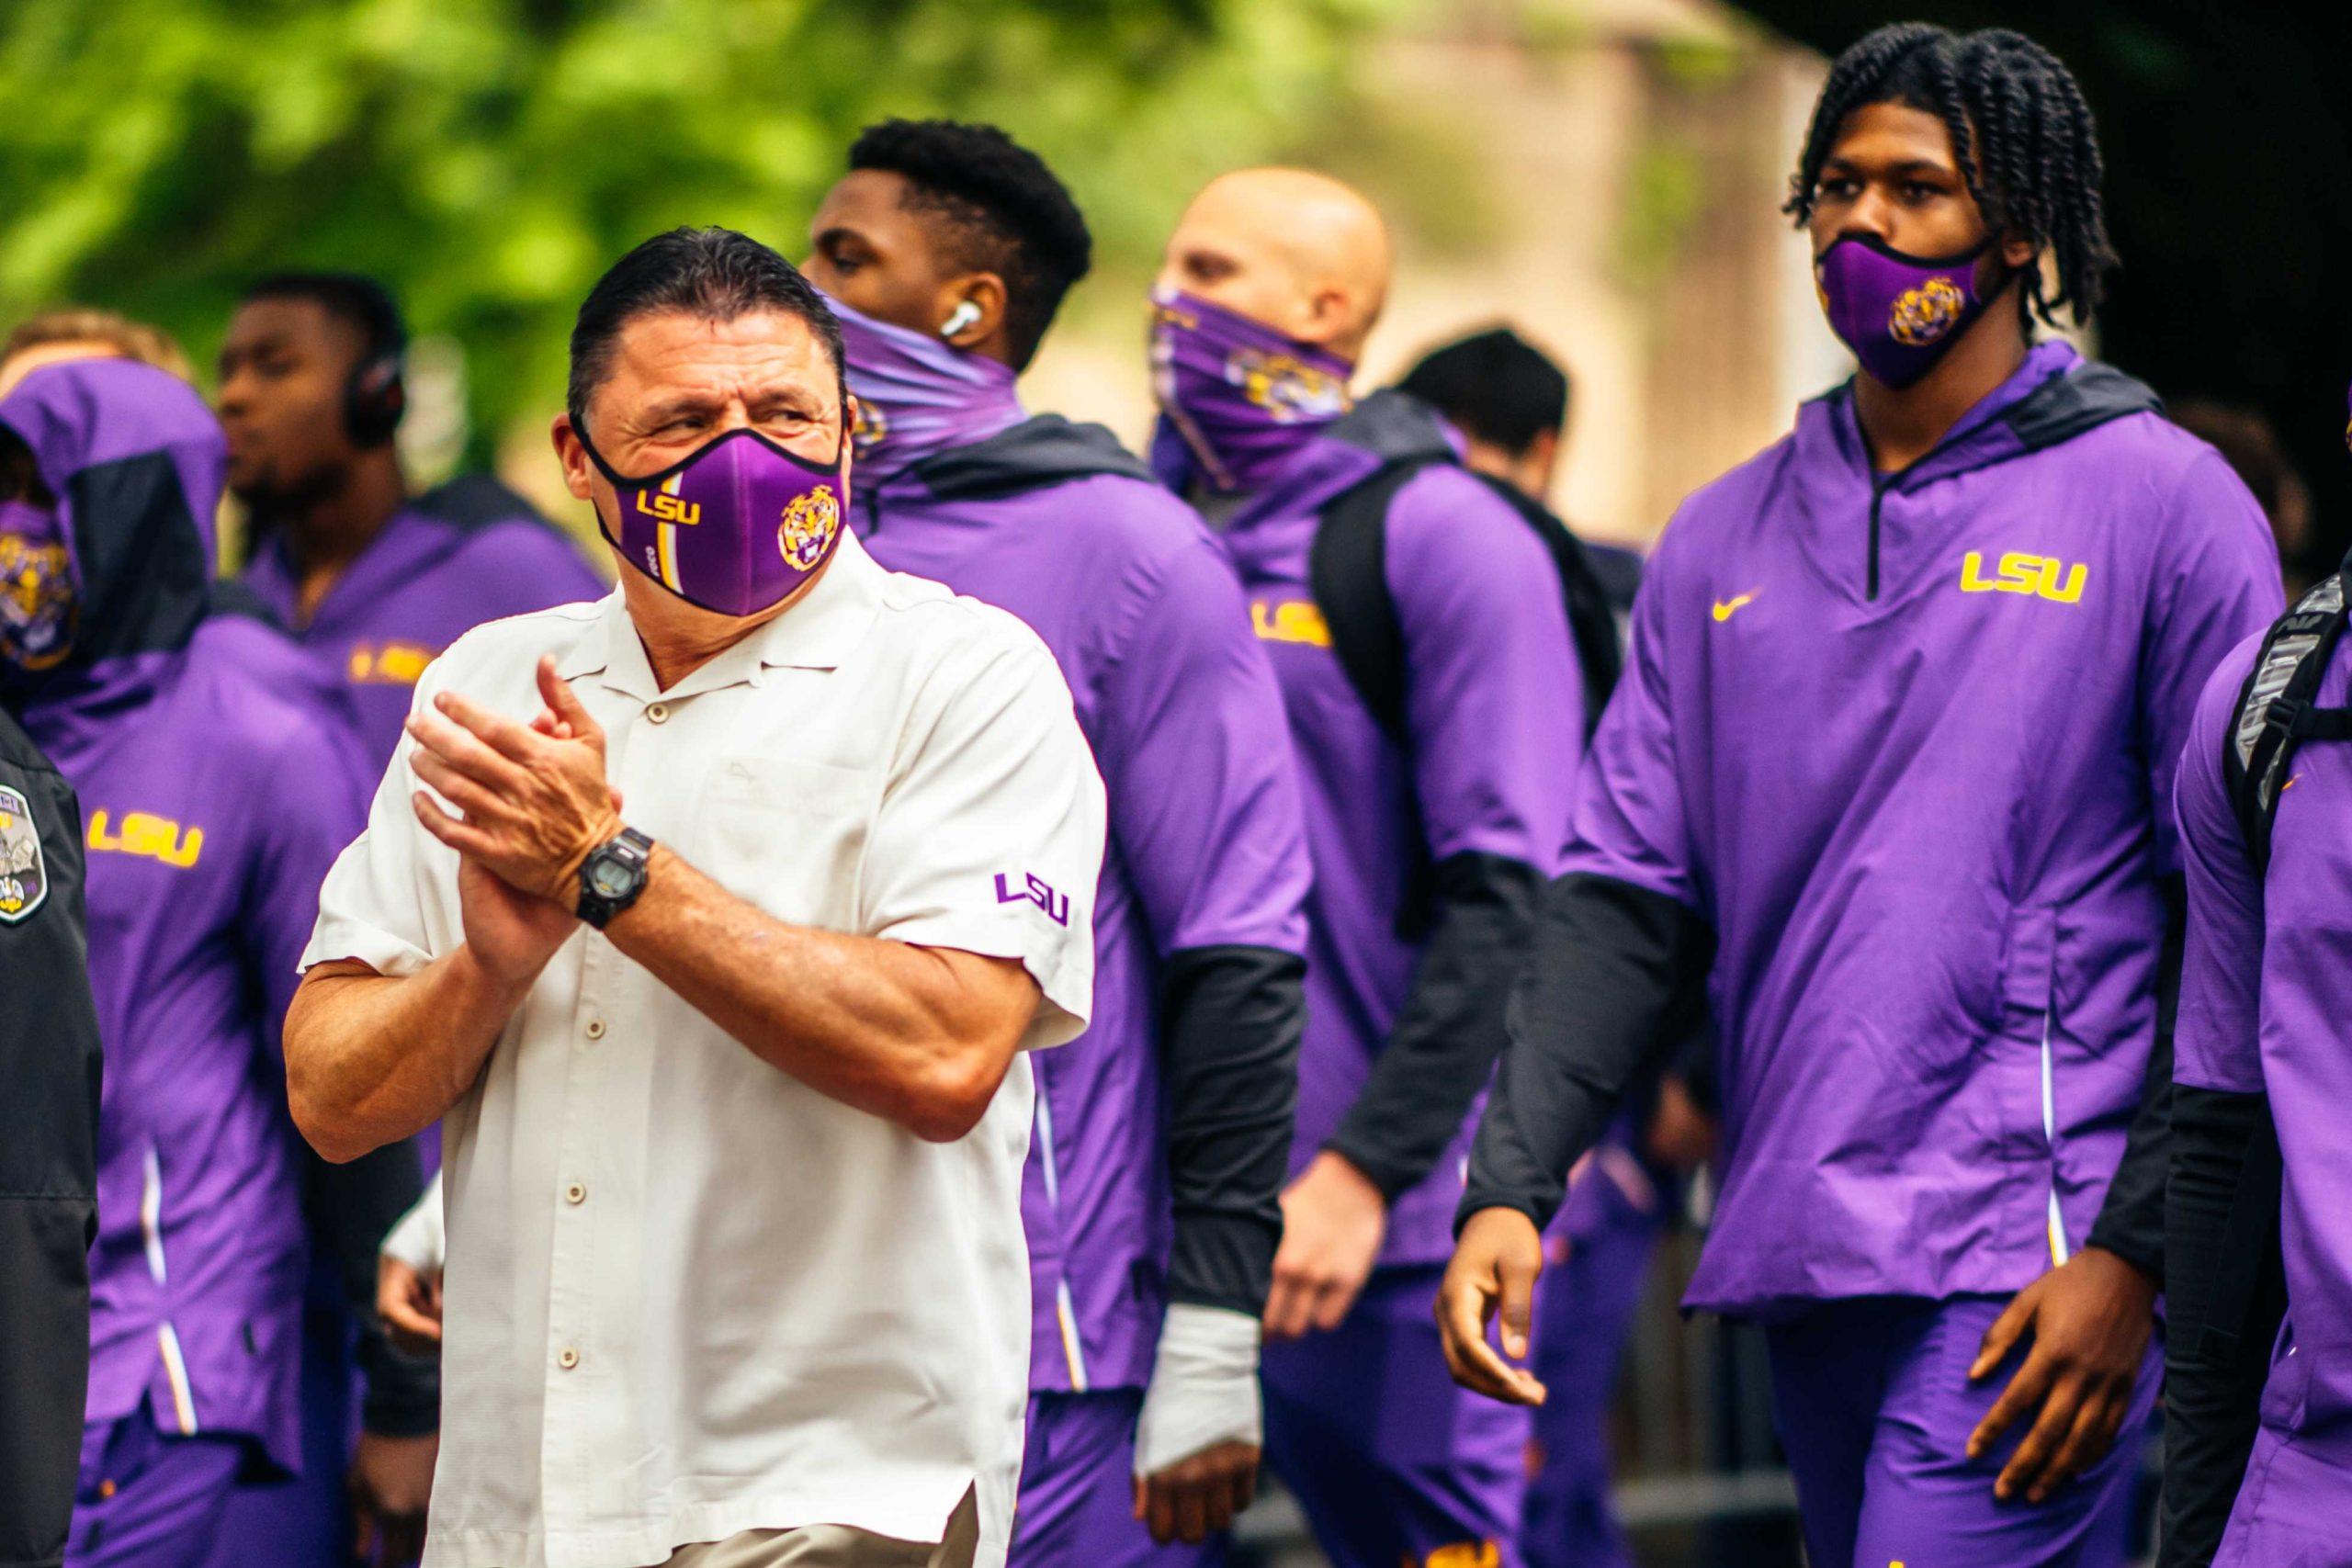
[2086,877,2187,1280]
[286,950,528,1164]
[2159,1086,2286,1568]
[605,846,1033,1142]
[1328,852,1544,1201]
[293,1138,440,1434]
[1161,945,1305,1316]
[1459,872,1710,1232]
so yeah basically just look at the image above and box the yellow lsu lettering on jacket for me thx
[1960,550,2087,604]
[347,641,438,686]
[1420,1543,1502,1568]
[1251,598,1333,648]
[87,808,203,869]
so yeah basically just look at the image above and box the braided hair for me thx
[1785,24,2118,329]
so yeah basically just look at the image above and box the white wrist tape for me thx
[1133,1303,1262,1478]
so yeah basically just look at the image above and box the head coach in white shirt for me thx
[282,227,1108,1568]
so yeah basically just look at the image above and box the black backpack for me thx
[1309,459,1625,747]
[2225,555,2352,871]
[1306,423,1628,940]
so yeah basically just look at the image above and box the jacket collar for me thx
[1804,341,2162,494]
[894,413,1156,502]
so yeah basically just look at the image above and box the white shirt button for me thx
[648,703,670,724]
[583,1018,605,1041]
[565,1182,587,1205]
[558,1347,580,1371]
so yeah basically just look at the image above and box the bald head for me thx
[1157,168,1392,362]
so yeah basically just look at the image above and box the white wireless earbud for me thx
[940,300,982,338]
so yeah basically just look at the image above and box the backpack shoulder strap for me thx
[1308,458,1432,745]
[1309,457,1442,936]
[1311,459,1627,743]
[1464,471,1626,736]
[2227,562,2352,870]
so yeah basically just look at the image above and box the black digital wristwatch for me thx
[574,827,654,930]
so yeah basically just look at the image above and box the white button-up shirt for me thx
[303,530,1105,1568]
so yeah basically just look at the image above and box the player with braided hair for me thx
[1786,23,2118,333]
[1442,21,2284,1566]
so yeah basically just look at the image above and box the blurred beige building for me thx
[1020,0,1843,551]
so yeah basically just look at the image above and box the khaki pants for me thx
[660,1488,980,1568]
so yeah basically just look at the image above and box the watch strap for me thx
[575,827,654,929]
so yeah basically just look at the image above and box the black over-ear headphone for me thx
[345,347,407,448]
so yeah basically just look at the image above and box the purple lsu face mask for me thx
[822,291,1024,482]
[1815,234,2002,389]
[579,424,847,617]
[0,499,76,671]
[1149,287,1355,492]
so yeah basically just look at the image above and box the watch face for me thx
[589,856,635,897]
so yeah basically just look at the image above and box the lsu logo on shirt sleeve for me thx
[995,871,1070,927]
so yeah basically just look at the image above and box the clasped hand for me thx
[404,654,623,909]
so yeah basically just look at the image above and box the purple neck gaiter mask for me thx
[579,425,847,617]
[1815,234,2004,389]
[0,500,77,673]
[823,292,1024,483]
[1150,287,1355,492]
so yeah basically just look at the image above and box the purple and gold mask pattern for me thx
[0,500,75,671]
[825,290,1024,482]
[580,424,846,618]
[1149,287,1354,492]
[1814,234,2002,389]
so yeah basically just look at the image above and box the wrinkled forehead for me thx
[593,308,841,423]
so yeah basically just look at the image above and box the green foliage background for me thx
[0,0,1393,447]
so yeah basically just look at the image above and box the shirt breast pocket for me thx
[691,755,876,931]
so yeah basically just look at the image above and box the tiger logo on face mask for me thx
[0,535,75,671]
[1226,348,1353,425]
[778,487,842,573]
[1888,276,1968,346]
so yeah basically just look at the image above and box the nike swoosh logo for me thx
[1712,592,1758,623]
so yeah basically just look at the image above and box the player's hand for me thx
[1967,1246,2157,1503]
[378,1254,443,1353]
[407,656,621,905]
[349,1429,437,1566]
[1134,1441,1258,1545]
[1643,1074,1717,1172]
[1264,1151,1387,1339]
[1436,1207,1548,1406]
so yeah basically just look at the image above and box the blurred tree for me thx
[0,0,1394,449]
